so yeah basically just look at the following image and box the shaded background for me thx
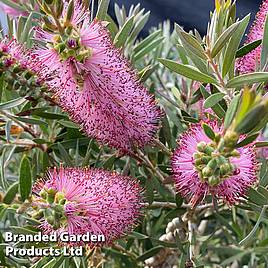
[109,0,261,36]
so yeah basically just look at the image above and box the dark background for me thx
[109,0,262,36]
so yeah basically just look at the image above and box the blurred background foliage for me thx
[0,0,267,267]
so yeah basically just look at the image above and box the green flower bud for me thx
[202,166,213,178]
[40,189,47,200]
[193,152,202,160]
[46,215,55,225]
[207,158,217,170]
[197,141,207,152]
[201,156,211,164]
[55,192,65,203]
[223,130,239,148]
[219,163,232,176]
[54,43,66,53]
[208,176,220,186]
[204,145,214,156]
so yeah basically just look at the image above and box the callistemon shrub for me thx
[34,1,161,154]
[32,167,143,246]
[172,121,258,207]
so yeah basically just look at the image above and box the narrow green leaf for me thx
[226,72,268,88]
[133,30,161,54]
[136,246,164,262]
[3,182,19,204]
[114,3,124,27]
[0,97,26,110]
[114,16,134,48]
[255,141,268,148]
[96,0,110,20]
[236,39,262,58]
[58,120,79,129]
[204,92,225,109]
[57,143,73,166]
[103,154,117,169]
[224,93,240,129]
[176,25,207,60]
[239,205,267,245]
[128,11,150,43]
[200,85,225,118]
[105,14,118,39]
[211,22,240,58]
[20,12,34,43]
[133,37,164,62]
[15,116,48,127]
[202,123,216,140]
[261,14,268,69]
[247,188,267,206]
[31,111,68,120]
[159,59,218,84]
[235,134,259,148]
[19,155,32,201]
[222,15,250,77]
[139,64,158,83]
[257,186,268,199]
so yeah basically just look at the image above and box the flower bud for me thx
[223,130,239,148]
[204,145,214,156]
[208,176,220,186]
[202,166,213,178]
[219,163,232,176]
[46,215,55,225]
[197,141,207,152]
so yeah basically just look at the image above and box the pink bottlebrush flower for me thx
[0,0,28,17]
[0,37,52,88]
[171,121,258,207]
[34,3,161,154]
[33,167,143,247]
[236,0,268,74]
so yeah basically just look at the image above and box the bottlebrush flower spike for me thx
[34,2,161,154]
[171,121,258,207]
[236,0,268,74]
[32,167,143,246]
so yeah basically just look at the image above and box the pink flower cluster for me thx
[34,3,161,154]
[236,0,268,74]
[33,167,143,247]
[171,122,258,207]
